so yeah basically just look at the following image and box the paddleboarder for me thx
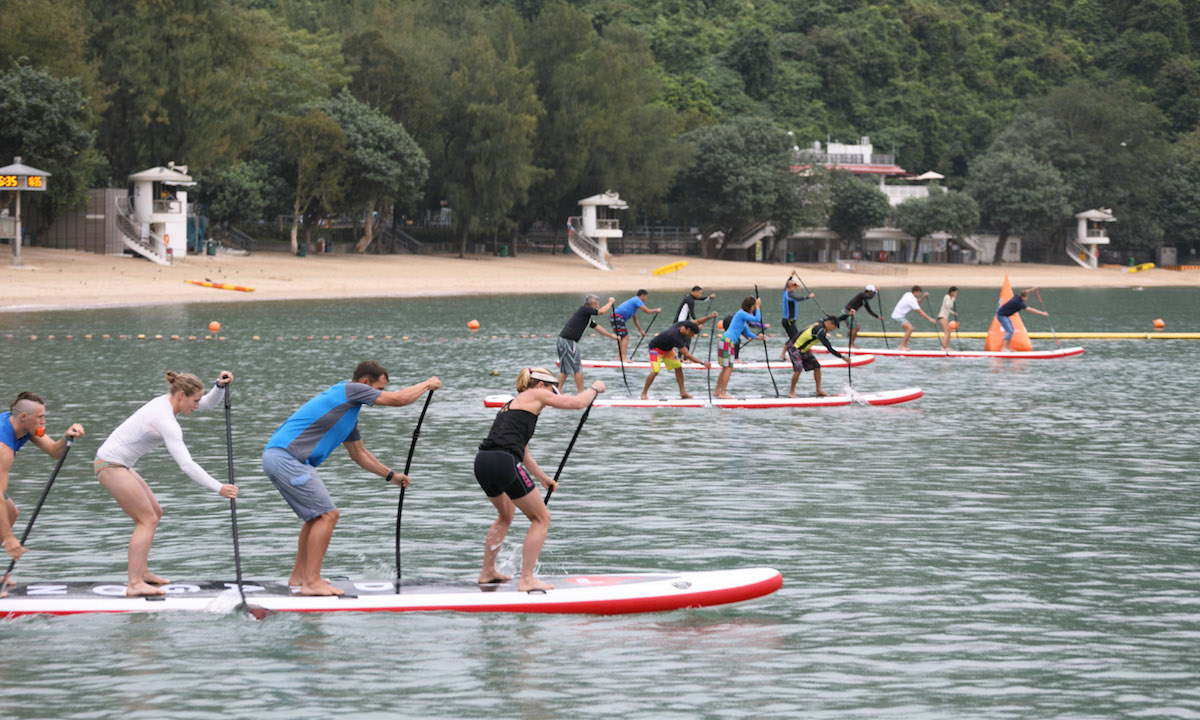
[94,371,236,597]
[558,293,618,393]
[891,285,936,350]
[938,287,959,349]
[262,361,440,597]
[675,286,715,353]
[610,290,661,362]
[640,320,708,399]
[1,393,85,567]
[787,317,846,397]
[475,368,604,592]
[842,285,881,349]
[781,277,816,345]
[714,297,766,399]
[996,287,1048,352]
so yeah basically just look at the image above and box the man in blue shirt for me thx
[1,392,84,570]
[996,287,1048,351]
[610,290,661,362]
[263,360,440,597]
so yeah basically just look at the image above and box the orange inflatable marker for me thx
[984,274,1032,352]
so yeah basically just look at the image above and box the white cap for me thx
[865,284,877,292]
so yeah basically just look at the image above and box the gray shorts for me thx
[557,336,582,375]
[262,447,336,521]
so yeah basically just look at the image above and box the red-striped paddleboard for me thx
[813,346,1084,359]
[484,388,922,409]
[573,354,875,370]
[0,568,781,617]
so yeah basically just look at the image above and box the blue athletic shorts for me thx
[262,447,336,521]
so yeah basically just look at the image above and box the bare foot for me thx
[715,393,734,399]
[299,580,344,596]
[679,391,693,399]
[640,394,649,400]
[788,392,797,399]
[815,390,830,397]
[478,572,512,584]
[126,581,166,596]
[899,345,909,351]
[519,576,554,592]
[143,571,171,585]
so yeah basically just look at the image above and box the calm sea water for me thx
[1,287,1198,719]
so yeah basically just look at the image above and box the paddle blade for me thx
[241,603,276,621]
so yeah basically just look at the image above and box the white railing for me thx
[114,197,171,265]
[1066,234,1097,269]
[566,218,611,271]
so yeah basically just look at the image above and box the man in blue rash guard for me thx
[713,296,767,399]
[263,360,440,597]
[610,290,661,362]
[781,277,815,345]
[995,287,1048,352]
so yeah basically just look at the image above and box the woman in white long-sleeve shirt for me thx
[95,370,238,597]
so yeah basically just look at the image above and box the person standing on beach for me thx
[843,285,880,349]
[787,316,846,397]
[262,361,440,596]
[640,320,707,399]
[1,393,85,569]
[610,290,661,362]
[891,285,936,350]
[995,287,1048,352]
[714,296,766,399]
[94,371,235,597]
[558,294,618,393]
[938,287,959,349]
[474,368,604,591]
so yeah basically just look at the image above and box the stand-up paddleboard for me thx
[812,346,1084,359]
[572,354,875,370]
[485,388,922,409]
[0,568,781,617]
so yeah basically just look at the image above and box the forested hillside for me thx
[2,0,1198,258]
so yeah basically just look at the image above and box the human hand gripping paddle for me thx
[1033,288,1062,348]
[223,385,273,620]
[753,285,781,397]
[1,436,74,597]
[543,387,599,506]
[395,389,434,592]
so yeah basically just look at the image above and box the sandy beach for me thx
[2,246,1197,312]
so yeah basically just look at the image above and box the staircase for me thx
[381,220,421,253]
[566,218,612,270]
[723,221,775,251]
[1066,234,1098,269]
[114,196,171,265]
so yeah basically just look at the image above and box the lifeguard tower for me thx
[1068,208,1115,269]
[567,191,627,270]
[114,162,195,264]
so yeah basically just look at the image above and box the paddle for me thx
[754,285,780,397]
[1033,288,1061,348]
[706,305,718,405]
[615,337,631,394]
[395,389,434,592]
[543,394,596,506]
[877,291,890,349]
[790,270,829,317]
[1,438,73,596]
[223,387,272,620]
[629,310,660,357]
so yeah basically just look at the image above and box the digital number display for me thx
[0,175,47,191]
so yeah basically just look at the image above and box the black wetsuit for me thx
[841,291,880,329]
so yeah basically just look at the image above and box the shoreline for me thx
[3,247,1198,313]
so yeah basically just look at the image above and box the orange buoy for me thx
[948,321,959,330]
[467,320,481,330]
[717,320,725,331]
[1153,318,1165,329]
[208,321,221,332]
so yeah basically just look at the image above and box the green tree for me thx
[0,63,104,239]
[893,188,980,261]
[280,108,349,254]
[200,161,279,234]
[966,149,1071,263]
[828,174,892,247]
[320,88,429,253]
[437,32,543,257]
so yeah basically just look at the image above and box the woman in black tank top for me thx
[474,367,604,592]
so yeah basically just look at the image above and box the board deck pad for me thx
[0,568,783,617]
[813,346,1084,359]
[484,388,922,409]
[572,354,875,370]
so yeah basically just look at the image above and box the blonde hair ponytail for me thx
[516,367,556,392]
[166,371,204,396]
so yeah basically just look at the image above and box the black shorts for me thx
[474,449,536,500]
[786,345,820,372]
[782,318,799,343]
